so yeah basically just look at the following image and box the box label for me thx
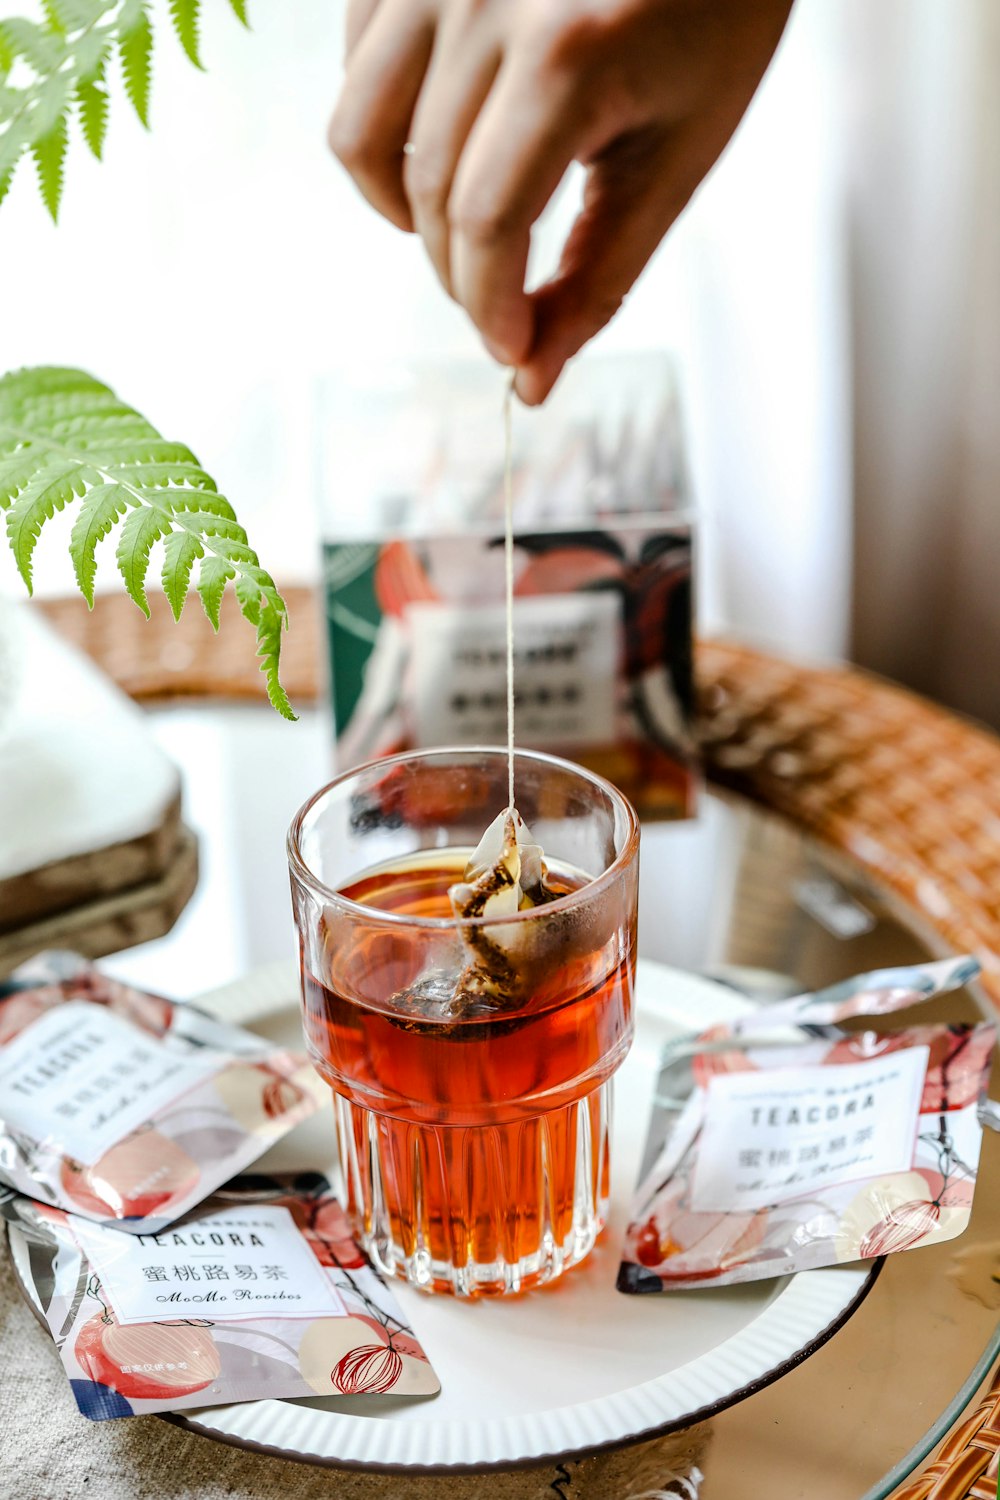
[407,592,620,749]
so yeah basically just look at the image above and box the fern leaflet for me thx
[76,52,110,158]
[118,0,152,126]
[70,480,131,600]
[196,554,236,631]
[31,108,68,219]
[161,529,203,621]
[0,366,295,721]
[167,0,201,69]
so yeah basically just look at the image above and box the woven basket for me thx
[891,1362,1000,1500]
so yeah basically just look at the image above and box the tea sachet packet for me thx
[619,957,996,1292]
[0,952,325,1232]
[2,1173,440,1420]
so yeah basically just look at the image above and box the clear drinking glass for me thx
[288,747,640,1297]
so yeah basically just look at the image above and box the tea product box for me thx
[319,355,696,821]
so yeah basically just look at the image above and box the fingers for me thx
[448,55,583,366]
[404,8,502,293]
[329,0,435,231]
[513,129,694,405]
[344,0,382,60]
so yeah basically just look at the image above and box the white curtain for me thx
[845,0,1000,728]
[0,0,995,724]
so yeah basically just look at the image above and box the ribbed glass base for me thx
[334,1083,613,1297]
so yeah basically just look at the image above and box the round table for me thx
[25,598,1000,1499]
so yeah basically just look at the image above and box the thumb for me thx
[514,129,693,406]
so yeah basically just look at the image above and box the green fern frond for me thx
[41,0,107,34]
[208,536,258,566]
[256,598,295,722]
[167,508,243,540]
[115,500,170,615]
[0,0,249,215]
[0,120,31,181]
[6,459,92,589]
[167,0,201,69]
[0,451,39,506]
[0,366,295,720]
[109,461,217,490]
[0,18,64,73]
[234,570,262,623]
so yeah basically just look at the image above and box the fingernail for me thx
[482,335,518,366]
[514,361,559,407]
[511,369,535,405]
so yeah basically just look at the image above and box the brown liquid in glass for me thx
[300,850,634,1293]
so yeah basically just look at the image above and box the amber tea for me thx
[289,750,640,1297]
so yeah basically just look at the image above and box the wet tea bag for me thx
[400,385,575,1021]
[445,808,561,1010]
[448,808,551,921]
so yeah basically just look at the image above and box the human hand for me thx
[330,0,793,404]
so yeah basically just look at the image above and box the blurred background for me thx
[0,0,997,725]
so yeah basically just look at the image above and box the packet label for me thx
[0,1002,219,1165]
[72,1205,345,1324]
[407,593,620,749]
[690,1048,929,1212]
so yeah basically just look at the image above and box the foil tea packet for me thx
[619,957,996,1292]
[2,1173,440,1419]
[0,952,326,1231]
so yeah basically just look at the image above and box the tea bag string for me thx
[503,372,516,820]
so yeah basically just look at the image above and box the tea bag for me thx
[448,809,551,921]
[443,809,561,1013]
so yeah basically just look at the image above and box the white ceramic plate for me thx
[17,960,879,1473]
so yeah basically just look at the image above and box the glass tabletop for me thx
[103,704,1000,1499]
